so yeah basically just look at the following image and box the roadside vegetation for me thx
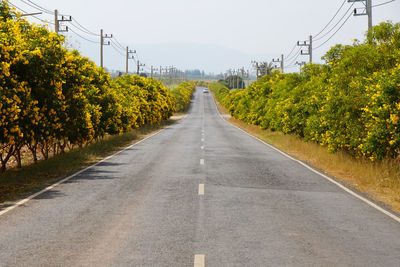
[210,21,400,212]
[0,2,196,203]
[171,82,196,112]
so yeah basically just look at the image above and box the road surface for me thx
[0,87,400,266]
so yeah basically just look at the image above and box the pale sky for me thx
[13,0,400,74]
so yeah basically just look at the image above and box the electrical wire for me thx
[313,3,354,42]
[287,48,303,67]
[68,26,99,44]
[372,0,395,7]
[285,43,297,59]
[314,2,354,42]
[8,1,53,24]
[314,11,353,50]
[71,18,99,36]
[314,0,347,38]
[110,39,125,52]
[18,0,53,14]
[112,36,126,50]
[286,46,302,61]
[110,41,125,57]
[25,0,53,13]
[70,21,99,37]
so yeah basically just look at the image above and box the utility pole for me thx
[236,69,239,89]
[54,10,71,33]
[349,0,372,30]
[150,66,154,78]
[100,29,112,68]
[309,35,313,63]
[136,60,145,75]
[272,54,284,73]
[295,61,307,71]
[126,47,136,74]
[297,35,312,63]
[54,9,59,33]
[251,61,260,79]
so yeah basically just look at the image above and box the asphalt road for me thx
[0,87,400,266]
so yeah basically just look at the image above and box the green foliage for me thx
[170,82,196,112]
[211,21,400,161]
[0,2,192,172]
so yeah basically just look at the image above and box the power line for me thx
[70,21,98,37]
[25,0,52,13]
[314,2,355,42]
[286,46,302,61]
[18,0,53,14]
[314,11,353,50]
[285,44,297,59]
[68,26,99,44]
[112,36,126,51]
[71,18,99,36]
[110,40,125,57]
[372,0,395,7]
[110,39,125,53]
[287,48,302,66]
[8,1,53,24]
[314,0,347,38]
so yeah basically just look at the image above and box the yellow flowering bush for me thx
[211,21,400,160]
[0,2,192,172]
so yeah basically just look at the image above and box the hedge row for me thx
[0,3,195,172]
[211,22,400,160]
[170,82,196,112]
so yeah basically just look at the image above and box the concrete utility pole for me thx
[150,66,154,78]
[349,0,372,30]
[251,61,260,80]
[295,61,307,71]
[100,29,112,68]
[136,60,145,75]
[367,0,372,30]
[100,29,103,68]
[272,54,285,73]
[126,47,136,74]
[54,9,59,33]
[236,69,239,89]
[298,35,312,63]
[54,10,71,33]
[309,35,313,63]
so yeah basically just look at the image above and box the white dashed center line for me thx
[201,146,204,150]
[200,159,204,165]
[194,254,205,267]
[198,184,205,195]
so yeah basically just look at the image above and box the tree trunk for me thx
[0,145,15,173]
[41,142,50,160]
[14,147,22,168]
[53,143,57,156]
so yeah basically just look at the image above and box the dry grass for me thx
[214,97,400,213]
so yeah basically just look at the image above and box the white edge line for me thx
[194,254,205,267]
[0,124,173,217]
[210,91,400,224]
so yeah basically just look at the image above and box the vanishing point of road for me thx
[0,87,400,266]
